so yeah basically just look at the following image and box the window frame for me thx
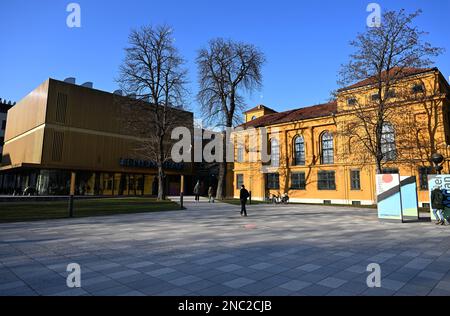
[291,172,306,190]
[350,170,361,190]
[293,135,305,166]
[320,132,334,165]
[381,122,397,161]
[412,83,425,94]
[418,166,433,191]
[318,171,336,190]
[266,173,280,190]
[270,138,280,167]
[236,174,244,189]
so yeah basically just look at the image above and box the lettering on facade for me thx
[119,158,184,170]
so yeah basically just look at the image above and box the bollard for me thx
[180,192,184,209]
[68,195,74,218]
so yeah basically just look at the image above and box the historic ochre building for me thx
[232,67,450,207]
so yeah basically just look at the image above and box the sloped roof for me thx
[243,104,277,114]
[339,67,436,92]
[240,101,337,128]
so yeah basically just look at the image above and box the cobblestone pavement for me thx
[1,197,450,296]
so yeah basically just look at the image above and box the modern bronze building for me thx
[0,98,14,157]
[0,78,195,196]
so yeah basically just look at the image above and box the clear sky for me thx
[0,0,449,119]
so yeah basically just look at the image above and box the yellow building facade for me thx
[232,68,450,207]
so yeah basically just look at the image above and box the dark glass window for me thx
[419,167,433,190]
[371,93,380,101]
[412,84,425,93]
[321,132,334,164]
[318,171,336,190]
[381,123,396,161]
[1,120,6,130]
[347,98,357,106]
[266,173,280,190]
[294,136,305,165]
[291,172,306,190]
[387,89,396,98]
[381,168,399,174]
[350,170,361,190]
[236,174,244,189]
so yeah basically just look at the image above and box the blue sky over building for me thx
[0,0,449,118]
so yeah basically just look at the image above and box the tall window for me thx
[236,174,244,189]
[294,135,305,165]
[266,173,280,189]
[318,171,336,190]
[291,172,306,190]
[321,132,334,164]
[418,167,433,190]
[270,138,280,167]
[381,123,396,161]
[350,170,361,190]
[237,145,244,163]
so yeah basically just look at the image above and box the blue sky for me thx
[0,0,449,118]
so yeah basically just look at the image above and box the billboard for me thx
[376,174,419,221]
[400,176,419,220]
[427,175,450,221]
[376,174,402,220]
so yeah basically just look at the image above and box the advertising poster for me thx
[428,175,450,221]
[376,174,402,220]
[400,176,419,220]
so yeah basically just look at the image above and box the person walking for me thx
[208,186,215,203]
[193,181,201,203]
[431,186,447,225]
[240,185,250,217]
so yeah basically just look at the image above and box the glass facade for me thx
[0,169,172,196]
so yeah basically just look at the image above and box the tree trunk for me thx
[215,130,229,200]
[157,166,165,200]
[215,162,226,200]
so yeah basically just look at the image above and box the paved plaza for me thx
[1,198,450,296]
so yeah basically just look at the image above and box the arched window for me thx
[270,138,280,167]
[321,132,334,164]
[293,135,305,165]
[251,115,257,120]
[381,122,396,161]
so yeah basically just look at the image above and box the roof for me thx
[240,101,337,128]
[243,104,277,114]
[339,67,436,92]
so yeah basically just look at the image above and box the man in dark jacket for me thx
[431,186,446,225]
[240,185,250,217]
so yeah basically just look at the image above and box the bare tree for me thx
[197,38,265,199]
[118,25,189,200]
[337,9,443,174]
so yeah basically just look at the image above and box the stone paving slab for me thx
[1,198,450,296]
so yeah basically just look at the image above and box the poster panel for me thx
[428,175,450,221]
[400,176,419,219]
[376,174,402,220]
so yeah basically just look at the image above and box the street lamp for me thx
[431,153,445,175]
